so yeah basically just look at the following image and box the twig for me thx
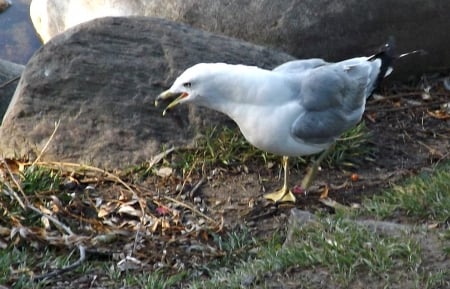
[32,120,60,166]
[365,100,448,113]
[188,178,205,198]
[0,157,28,209]
[27,204,74,235]
[130,223,142,258]
[368,92,424,103]
[34,161,137,196]
[416,140,445,158]
[147,146,176,170]
[176,157,198,198]
[0,75,20,89]
[163,195,218,226]
[32,245,86,282]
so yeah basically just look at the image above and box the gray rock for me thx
[0,0,10,13]
[31,0,450,79]
[0,17,293,168]
[0,59,24,122]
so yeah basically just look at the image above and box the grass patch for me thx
[125,270,187,289]
[189,216,421,288]
[21,165,61,195]
[361,162,450,222]
[166,122,372,177]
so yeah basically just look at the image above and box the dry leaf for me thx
[427,109,450,120]
[319,185,329,199]
[117,205,142,217]
[0,159,25,173]
[0,226,10,236]
[117,256,144,271]
[98,202,119,218]
[157,167,173,178]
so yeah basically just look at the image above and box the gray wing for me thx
[291,57,381,144]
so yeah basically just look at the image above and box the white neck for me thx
[196,64,292,121]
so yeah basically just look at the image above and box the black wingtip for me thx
[369,37,396,89]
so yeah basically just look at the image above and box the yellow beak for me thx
[155,90,188,116]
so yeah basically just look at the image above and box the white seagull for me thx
[156,40,396,203]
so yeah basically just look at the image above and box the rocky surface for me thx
[31,0,450,79]
[0,17,293,168]
[0,59,24,120]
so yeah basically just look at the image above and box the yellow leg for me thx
[301,144,335,190]
[264,156,296,203]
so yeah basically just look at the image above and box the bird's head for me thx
[155,63,221,115]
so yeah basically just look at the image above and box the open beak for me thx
[155,90,188,116]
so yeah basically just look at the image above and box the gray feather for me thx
[290,57,380,144]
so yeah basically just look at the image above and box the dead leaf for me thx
[0,226,10,236]
[319,197,349,211]
[117,256,144,271]
[319,185,329,199]
[0,159,25,173]
[427,223,439,229]
[157,167,173,178]
[427,109,450,120]
[98,202,119,218]
[118,205,142,218]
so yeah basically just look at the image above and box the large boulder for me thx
[0,17,293,168]
[0,59,24,121]
[30,0,450,79]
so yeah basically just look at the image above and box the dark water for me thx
[0,0,42,64]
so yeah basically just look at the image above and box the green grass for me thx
[326,121,374,168]
[126,270,187,289]
[361,162,450,222]
[166,122,372,177]
[0,246,91,289]
[21,165,61,195]
[189,216,422,288]
[0,165,62,228]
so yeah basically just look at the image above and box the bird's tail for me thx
[368,37,426,89]
[368,37,396,89]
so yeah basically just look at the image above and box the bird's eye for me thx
[183,82,192,88]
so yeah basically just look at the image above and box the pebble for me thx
[0,0,11,13]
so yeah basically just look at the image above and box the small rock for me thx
[240,274,256,287]
[0,0,11,13]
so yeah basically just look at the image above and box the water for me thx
[0,0,42,64]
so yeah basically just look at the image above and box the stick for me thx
[32,245,86,282]
[27,204,74,235]
[0,75,20,89]
[0,157,28,208]
[32,120,60,166]
[163,195,218,225]
[147,146,176,170]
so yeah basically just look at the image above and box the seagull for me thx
[155,40,397,203]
